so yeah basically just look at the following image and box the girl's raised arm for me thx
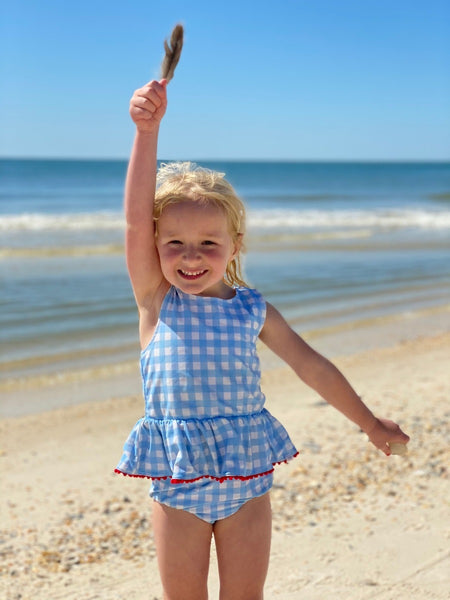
[124,80,168,309]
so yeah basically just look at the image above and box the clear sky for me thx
[1,0,449,160]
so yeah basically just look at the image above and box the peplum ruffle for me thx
[115,409,298,484]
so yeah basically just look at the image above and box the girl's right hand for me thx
[129,79,167,133]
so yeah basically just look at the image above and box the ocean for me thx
[1,159,449,386]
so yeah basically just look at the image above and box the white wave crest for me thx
[248,208,450,229]
[1,208,450,232]
[0,212,125,231]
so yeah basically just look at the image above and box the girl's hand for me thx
[366,418,410,456]
[129,79,167,133]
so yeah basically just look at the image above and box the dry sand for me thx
[1,329,449,599]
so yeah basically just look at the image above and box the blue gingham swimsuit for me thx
[115,286,298,523]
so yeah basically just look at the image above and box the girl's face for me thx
[156,200,241,298]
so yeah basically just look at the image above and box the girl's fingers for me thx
[130,106,153,120]
[381,442,391,456]
[132,96,157,113]
[393,431,410,444]
[379,419,410,441]
[135,89,162,108]
[128,79,167,130]
[135,81,166,104]
[129,82,167,125]
[370,434,391,455]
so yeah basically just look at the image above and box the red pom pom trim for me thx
[114,452,299,484]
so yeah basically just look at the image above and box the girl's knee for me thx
[219,585,264,600]
[162,585,208,600]
[218,569,266,600]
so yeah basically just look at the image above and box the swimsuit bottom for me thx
[149,472,274,524]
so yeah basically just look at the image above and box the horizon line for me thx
[1,156,449,164]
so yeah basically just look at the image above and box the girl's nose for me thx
[183,245,200,261]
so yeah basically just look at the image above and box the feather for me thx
[160,24,184,82]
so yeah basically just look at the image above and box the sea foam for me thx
[1,208,450,232]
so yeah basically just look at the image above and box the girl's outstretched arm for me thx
[259,302,410,455]
[124,80,168,310]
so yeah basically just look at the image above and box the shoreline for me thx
[1,327,449,599]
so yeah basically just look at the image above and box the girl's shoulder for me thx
[235,286,267,324]
[235,285,264,303]
[239,284,266,295]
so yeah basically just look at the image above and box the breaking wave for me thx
[1,207,450,233]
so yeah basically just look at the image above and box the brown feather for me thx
[160,24,184,82]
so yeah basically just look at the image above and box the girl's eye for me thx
[202,240,216,246]
[168,240,182,245]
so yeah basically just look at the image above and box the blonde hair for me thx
[154,162,248,287]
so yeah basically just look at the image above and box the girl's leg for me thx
[152,501,213,600]
[213,492,272,600]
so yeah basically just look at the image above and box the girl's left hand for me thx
[366,418,410,456]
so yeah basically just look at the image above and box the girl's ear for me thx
[230,233,243,260]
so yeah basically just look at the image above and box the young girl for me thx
[115,79,409,600]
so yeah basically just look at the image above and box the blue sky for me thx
[1,0,449,160]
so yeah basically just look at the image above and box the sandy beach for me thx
[1,319,449,599]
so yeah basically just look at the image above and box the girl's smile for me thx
[156,200,240,297]
[178,268,208,280]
